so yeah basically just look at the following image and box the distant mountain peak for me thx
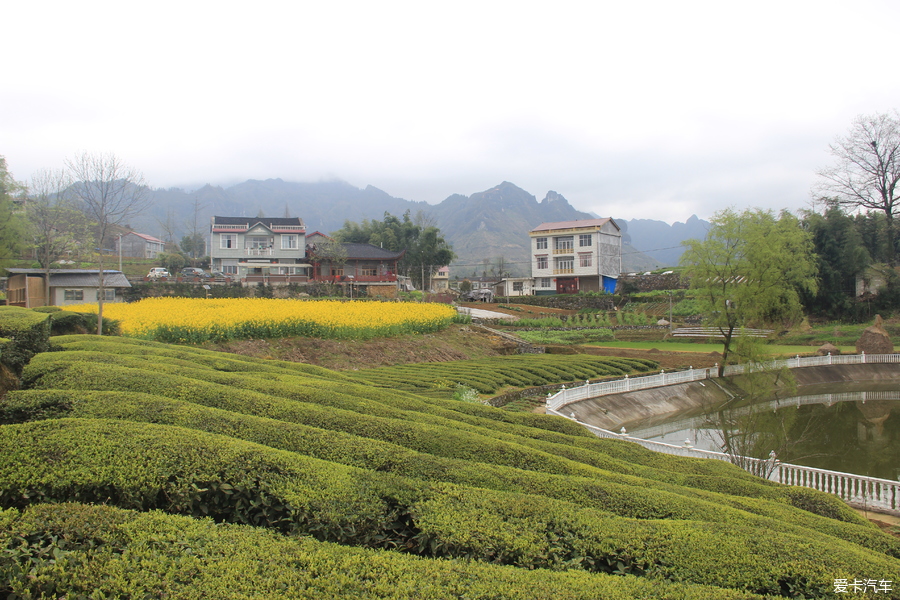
[541,190,566,204]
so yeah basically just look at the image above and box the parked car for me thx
[180,267,210,279]
[209,270,226,278]
[147,267,170,279]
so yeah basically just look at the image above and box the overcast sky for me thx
[4,1,899,224]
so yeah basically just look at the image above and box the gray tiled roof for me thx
[342,243,406,260]
[213,216,305,228]
[5,269,131,288]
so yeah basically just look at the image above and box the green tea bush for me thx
[353,354,651,393]
[0,420,896,595]
[5,389,897,558]
[0,503,770,600]
[0,307,51,376]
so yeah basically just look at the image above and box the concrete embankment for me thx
[569,363,900,432]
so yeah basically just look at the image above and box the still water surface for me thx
[625,382,900,481]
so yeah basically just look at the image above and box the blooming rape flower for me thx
[62,298,457,343]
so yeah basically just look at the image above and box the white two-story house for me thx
[529,218,621,295]
[209,216,309,282]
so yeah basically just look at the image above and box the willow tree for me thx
[681,208,818,373]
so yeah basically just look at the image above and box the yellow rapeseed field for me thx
[63,297,458,343]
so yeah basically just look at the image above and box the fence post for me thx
[862,351,866,364]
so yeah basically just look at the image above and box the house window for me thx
[220,234,237,249]
[556,258,574,271]
[281,234,298,249]
[536,256,548,269]
[96,289,115,301]
[223,265,238,275]
[63,289,84,301]
[331,268,344,277]
[535,237,548,250]
[512,281,524,292]
[555,236,574,251]
[579,234,592,247]
[361,268,377,277]
[540,277,552,288]
[246,236,269,249]
[579,253,592,267]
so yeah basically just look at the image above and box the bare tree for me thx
[815,111,900,264]
[67,152,150,334]
[156,206,180,247]
[186,194,209,260]
[28,169,92,305]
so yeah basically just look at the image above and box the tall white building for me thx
[529,218,621,295]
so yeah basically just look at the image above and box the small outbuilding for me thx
[4,269,131,308]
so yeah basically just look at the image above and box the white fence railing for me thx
[779,463,899,513]
[548,352,900,412]
[551,413,900,515]
[722,351,900,376]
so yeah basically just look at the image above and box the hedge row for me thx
[29,342,879,513]
[0,419,896,597]
[22,355,792,499]
[0,503,767,600]
[50,336,590,437]
[352,355,658,394]
[2,388,895,558]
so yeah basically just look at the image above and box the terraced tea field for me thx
[0,332,896,598]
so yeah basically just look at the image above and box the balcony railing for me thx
[313,274,398,283]
[553,268,574,275]
[553,248,574,255]
[244,274,308,284]
[245,247,274,256]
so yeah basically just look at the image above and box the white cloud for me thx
[4,0,900,223]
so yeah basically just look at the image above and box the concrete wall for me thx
[566,363,900,432]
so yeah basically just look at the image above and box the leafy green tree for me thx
[681,208,818,374]
[180,232,205,259]
[0,156,27,269]
[801,205,871,318]
[333,210,455,290]
[852,210,892,263]
[158,251,186,274]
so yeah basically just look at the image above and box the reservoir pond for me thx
[624,382,900,481]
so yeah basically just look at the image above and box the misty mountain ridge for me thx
[134,179,707,275]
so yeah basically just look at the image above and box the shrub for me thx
[0,420,896,595]
[0,503,771,599]
[0,307,51,377]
